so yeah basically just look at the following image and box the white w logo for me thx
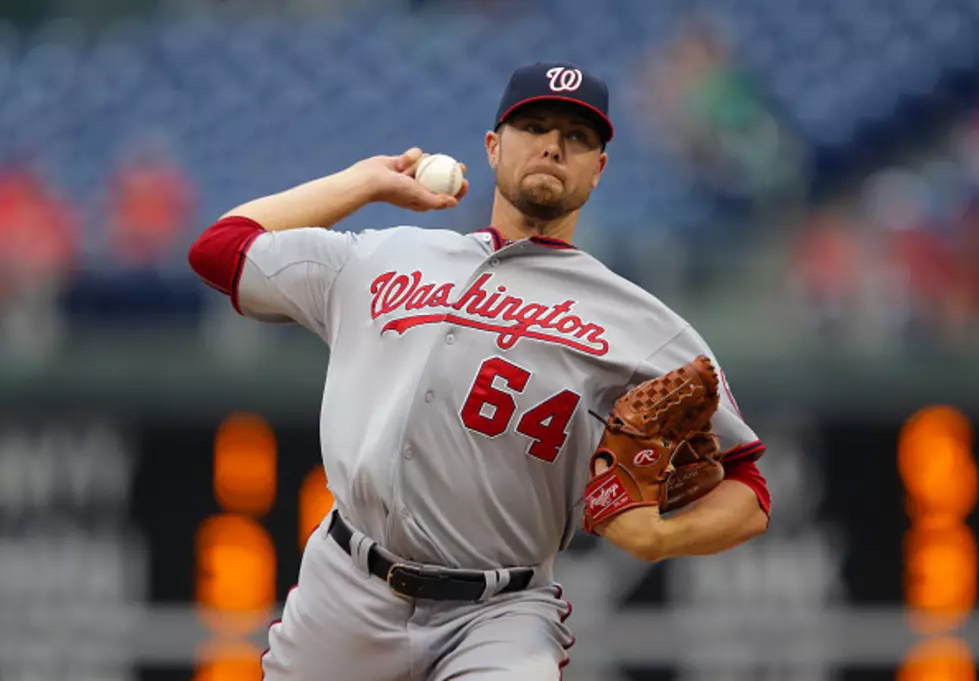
[546,67,583,92]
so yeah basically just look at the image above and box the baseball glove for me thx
[661,428,725,513]
[582,355,721,534]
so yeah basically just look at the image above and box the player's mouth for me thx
[524,167,565,183]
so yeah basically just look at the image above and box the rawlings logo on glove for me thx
[586,478,629,514]
[582,355,723,535]
[633,449,661,467]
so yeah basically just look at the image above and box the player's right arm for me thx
[187,148,468,337]
[218,147,466,232]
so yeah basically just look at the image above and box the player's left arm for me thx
[598,326,771,562]
[598,467,768,562]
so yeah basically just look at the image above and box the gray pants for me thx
[261,515,574,681]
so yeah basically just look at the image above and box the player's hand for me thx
[589,458,668,561]
[354,147,469,212]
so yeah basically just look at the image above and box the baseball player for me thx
[189,62,771,681]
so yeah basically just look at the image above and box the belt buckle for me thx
[386,563,450,599]
[385,563,414,599]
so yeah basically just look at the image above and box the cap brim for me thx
[497,95,614,143]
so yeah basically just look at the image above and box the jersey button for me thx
[489,258,500,267]
[424,390,434,403]
[403,445,415,460]
[445,332,455,345]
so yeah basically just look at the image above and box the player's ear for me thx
[485,130,500,170]
[591,151,608,189]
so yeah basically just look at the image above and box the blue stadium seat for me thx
[0,1,975,278]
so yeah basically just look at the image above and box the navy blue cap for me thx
[495,62,614,143]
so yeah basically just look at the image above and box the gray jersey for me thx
[237,225,760,571]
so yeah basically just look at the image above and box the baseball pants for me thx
[261,513,574,681]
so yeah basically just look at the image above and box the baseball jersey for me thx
[233,223,764,571]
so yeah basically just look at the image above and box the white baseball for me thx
[415,154,464,196]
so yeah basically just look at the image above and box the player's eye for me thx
[525,123,546,134]
[569,129,597,145]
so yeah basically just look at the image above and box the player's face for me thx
[486,103,608,221]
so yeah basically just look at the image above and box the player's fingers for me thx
[410,200,456,212]
[397,147,424,173]
[405,183,455,211]
[592,455,611,475]
[406,155,430,178]
[412,179,459,209]
[455,179,470,201]
[434,194,459,210]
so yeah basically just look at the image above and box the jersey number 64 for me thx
[459,357,581,463]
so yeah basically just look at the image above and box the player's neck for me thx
[489,193,578,244]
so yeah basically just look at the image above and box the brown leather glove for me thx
[661,428,725,513]
[582,355,720,535]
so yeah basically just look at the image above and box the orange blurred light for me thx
[214,413,277,516]
[900,406,978,636]
[196,515,276,614]
[899,407,977,519]
[898,637,976,681]
[194,641,264,681]
[902,438,978,521]
[904,525,977,628]
[299,467,335,551]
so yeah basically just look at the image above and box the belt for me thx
[327,513,534,602]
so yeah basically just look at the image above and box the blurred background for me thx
[0,0,978,679]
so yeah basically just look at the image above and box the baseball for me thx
[415,153,464,196]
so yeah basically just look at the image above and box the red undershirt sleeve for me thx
[188,215,359,341]
[187,215,265,312]
[722,456,771,517]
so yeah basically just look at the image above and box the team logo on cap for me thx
[546,67,583,92]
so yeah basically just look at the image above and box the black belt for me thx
[327,513,534,602]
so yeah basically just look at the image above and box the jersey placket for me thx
[383,237,516,546]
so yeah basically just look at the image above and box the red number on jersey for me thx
[459,357,530,437]
[516,390,581,463]
[460,358,580,462]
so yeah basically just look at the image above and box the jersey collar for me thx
[471,226,576,252]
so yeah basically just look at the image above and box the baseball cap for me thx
[495,62,614,144]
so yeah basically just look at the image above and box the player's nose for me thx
[540,131,563,161]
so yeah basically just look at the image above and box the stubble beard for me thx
[497,166,588,223]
